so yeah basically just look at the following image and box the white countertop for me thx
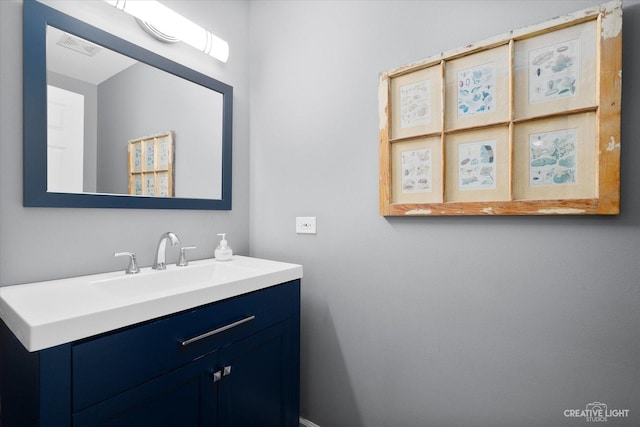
[0,256,302,352]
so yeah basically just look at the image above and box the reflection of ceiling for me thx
[46,26,136,85]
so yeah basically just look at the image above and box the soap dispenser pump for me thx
[215,233,233,261]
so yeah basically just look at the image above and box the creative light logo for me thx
[564,402,630,422]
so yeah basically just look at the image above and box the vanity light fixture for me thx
[104,0,229,63]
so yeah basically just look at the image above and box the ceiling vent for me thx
[56,33,102,57]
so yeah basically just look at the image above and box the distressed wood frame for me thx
[379,1,622,216]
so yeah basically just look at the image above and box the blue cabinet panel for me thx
[73,353,218,426]
[0,321,72,427]
[218,320,298,427]
[72,282,294,412]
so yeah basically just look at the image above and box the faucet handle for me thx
[177,246,197,267]
[114,252,141,274]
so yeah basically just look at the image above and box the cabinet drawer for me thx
[72,280,298,412]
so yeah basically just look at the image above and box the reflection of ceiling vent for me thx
[56,33,101,57]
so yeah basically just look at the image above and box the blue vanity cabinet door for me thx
[218,320,298,427]
[73,352,218,426]
[218,279,300,427]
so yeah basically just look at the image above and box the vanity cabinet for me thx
[0,279,300,426]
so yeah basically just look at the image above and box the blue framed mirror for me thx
[23,0,232,209]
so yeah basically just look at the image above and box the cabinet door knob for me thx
[212,370,222,383]
[223,365,232,377]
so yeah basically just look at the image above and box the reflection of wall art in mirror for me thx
[134,175,142,195]
[144,175,155,196]
[144,144,155,172]
[158,139,171,169]
[379,0,621,216]
[157,172,170,197]
[128,131,174,197]
[23,0,233,209]
[132,142,142,173]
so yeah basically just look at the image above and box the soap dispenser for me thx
[215,233,233,261]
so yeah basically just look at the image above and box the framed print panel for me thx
[379,1,620,216]
[444,44,510,131]
[143,173,155,196]
[445,126,510,202]
[131,141,142,173]
[143,141,155,172]
[132,175,142,195]
[157,171,171,197]
[391,65,442,139]
[391,136,443,204]
[157,135,172,170]
[513,112,596,201]
[514,20,597,119]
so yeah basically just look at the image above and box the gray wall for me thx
[249,1,640,426]
[0,0,251,284]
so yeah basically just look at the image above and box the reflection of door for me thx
[47,85,84,193]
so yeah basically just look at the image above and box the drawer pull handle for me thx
[180,315,256,346]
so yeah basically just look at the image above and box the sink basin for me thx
[91,261,253,298]
[0,256,302,352]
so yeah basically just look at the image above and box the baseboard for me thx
[300,416,321,427]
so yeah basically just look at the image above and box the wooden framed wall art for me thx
[128,131,175,197]
[379,1,622,216]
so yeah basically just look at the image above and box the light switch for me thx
[296,217,316,234]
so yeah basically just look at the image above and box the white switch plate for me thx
[296,217,316,234]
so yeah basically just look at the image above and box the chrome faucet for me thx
[152,232,181,270]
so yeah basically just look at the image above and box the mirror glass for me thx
[24,0,233,209]
[46,26,223,199]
